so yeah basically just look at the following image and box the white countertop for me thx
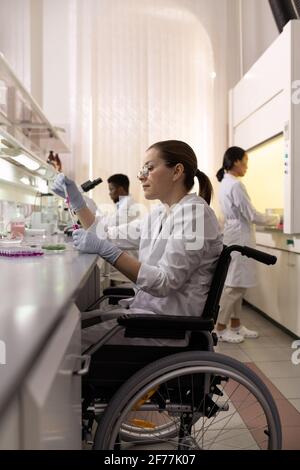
[0,244,98,415]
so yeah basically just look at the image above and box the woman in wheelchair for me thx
[53,139,223,348]
[52,141,282,450]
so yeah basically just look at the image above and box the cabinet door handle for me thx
[73,354,91,376]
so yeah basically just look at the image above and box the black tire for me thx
[94,351,282,450]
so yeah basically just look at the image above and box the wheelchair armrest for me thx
[117,314,214,339]
[103,287,135,297]
[85,287,135,311]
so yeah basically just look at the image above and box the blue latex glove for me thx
[73,228,122,265]
[51,173,86,212]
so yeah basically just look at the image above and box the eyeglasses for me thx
[137,162,155,179]
[137,160,174,179]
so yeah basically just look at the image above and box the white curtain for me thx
[69,0,217,206]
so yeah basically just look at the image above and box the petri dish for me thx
[0,238,23,246]
[42,244,66,254]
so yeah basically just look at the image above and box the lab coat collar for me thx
[160,192,198,213]
[116,195,132,209]
[224,173,238,181]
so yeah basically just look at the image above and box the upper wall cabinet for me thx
[0,53,69,182]
[229,20,300,235]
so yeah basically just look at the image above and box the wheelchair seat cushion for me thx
[118,314,214,339]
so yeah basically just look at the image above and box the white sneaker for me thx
[235,325,259,339]
[216,328,244,344]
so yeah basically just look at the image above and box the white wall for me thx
[0,0,242,207]
[42,0,72,171]
[184,0,241,182]
[42,0,71,129]
[39,0,242,196]
[240,0,278,75]
[30,0,43,106]
[0,0,280,204]
[0,0,279,144]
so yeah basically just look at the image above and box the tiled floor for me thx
[215,304,300,450]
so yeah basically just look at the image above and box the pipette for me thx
[63,183,80,230]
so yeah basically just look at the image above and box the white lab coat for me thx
[98,195,139,227]
[219,173,279,287]
[107,193,223,316]
[97,195,140,281]
[82,193,223,350]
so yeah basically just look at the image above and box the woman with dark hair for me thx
[215,146,280,343]
[52,140,222,348]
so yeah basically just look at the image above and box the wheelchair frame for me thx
[82,245,282,450]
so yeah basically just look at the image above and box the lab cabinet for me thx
[0,53,69,203]
[98,259,111,293]
[229,21,300,234]
[76,261,101,312]
[0,252,99,449]
[245,246,300,337]
[0,53,68,164]
[21,303,82,449]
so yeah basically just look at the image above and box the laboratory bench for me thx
[0,243,104,449]
[245,228,300,337]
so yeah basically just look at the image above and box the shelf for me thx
[0,52,69,192]
[0,125,56,182]
[0,158,50,194]
[0,52,69,159]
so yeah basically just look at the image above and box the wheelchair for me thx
[82,245,282,450]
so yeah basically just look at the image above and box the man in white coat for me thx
[215,146,280,343]
[102,173,139,227]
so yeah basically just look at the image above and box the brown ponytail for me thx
[195,169,213,205]
[148,140,213,204]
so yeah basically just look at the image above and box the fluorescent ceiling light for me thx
[11,154,40,171]
[20,176,30,185]
[0,159,14,181]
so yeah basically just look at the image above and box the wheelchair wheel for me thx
[120,414,180,442]
[93,351,282,450]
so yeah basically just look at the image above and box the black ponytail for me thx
[216,167,225,182]
[216,146,246,183]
